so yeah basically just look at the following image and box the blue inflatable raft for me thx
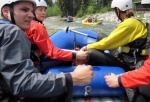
[63,19,74,22]
[50,30,98,49]
[45,29,126,97]
[45,66,125,97]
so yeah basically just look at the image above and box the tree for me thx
[46,0,53,6]
[51,0,113,17]
[76,0,86,17]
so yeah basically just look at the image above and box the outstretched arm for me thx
[105,55,150,88]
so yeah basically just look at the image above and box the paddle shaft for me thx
[70,29,96,39]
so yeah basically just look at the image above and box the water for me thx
[44,16,118,36]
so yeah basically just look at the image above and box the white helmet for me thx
[0,0,36,11]
[111,0,132,11]
[35,0,47,8]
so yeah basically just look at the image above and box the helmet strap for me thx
[9,5,16,24]
[33,14,43,24]
[114,8,122,22]
[33,9,43,24]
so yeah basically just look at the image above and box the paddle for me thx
[66,26,96,39]
[66,26,97,49]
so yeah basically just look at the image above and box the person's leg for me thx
[86,49,127,69]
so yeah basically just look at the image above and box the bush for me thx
[76,10,84,17]
[46,4,62,17]
[87,5,95,14]
[99,6,111,13]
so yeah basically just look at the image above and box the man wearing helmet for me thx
[81,0,148,71]
[25,0,88,73]
[0,0,93,102]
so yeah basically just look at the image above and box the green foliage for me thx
[56,0,74,16]
[76,0,86,17]
[46,0,53,6]
[46,4,62,17]
[99,6,111,13]
[46,7,51,17]
[98,0,111,13]
[133,0,141,2]
[46,0,123,17]
[87,6,94,14]
[76,9,84,17]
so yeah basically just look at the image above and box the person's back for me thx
[92,17,95,22]
[69,16,73,20]
[88,17,92,22]
[0,0,93,102]
[81,0,148,71]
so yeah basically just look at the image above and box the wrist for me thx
[85,46,87,51]
[72,52,76,60]
[70,72,77,86]
[65,73,73,87]
[118,75,123,87]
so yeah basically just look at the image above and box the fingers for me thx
[104,73,119,88]
[72,65,93,86]
[83,65,93,84]
[80,46,87,51]
[107,73,112,76]
[76,50,88,59]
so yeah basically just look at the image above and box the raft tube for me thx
[45,66,125,97]
[50,30,98,49]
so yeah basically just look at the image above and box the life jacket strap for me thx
[119,46,149,56]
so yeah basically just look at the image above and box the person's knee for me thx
[86,49,97,63]
[88,49,94,54]
[88,49,104,58]
[87,49,101,62]
[88,49,97,57]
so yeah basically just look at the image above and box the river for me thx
[44,16,118,36]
